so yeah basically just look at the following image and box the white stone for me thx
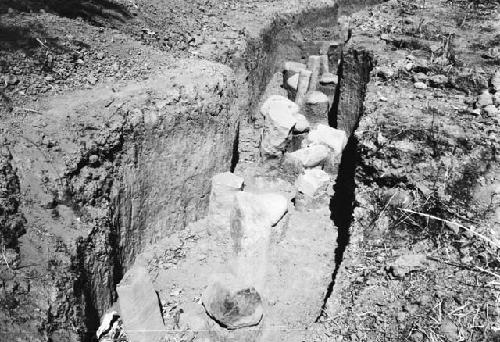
[286,145,330,168]
[305,90,329,104]
[96,311,119,339]
[491,70,500,92]
[296,169,331,197]
[307,124,347,156]
[478,89,493,107]
[414,81,427,89]
[293,113,310,133]
[230,192,288,289]
[208,172,244,227]
[484,104,499,116]
[319,72,338,85]
[287,73,299,90]
[283,61,307,74]
[261,95,299,155]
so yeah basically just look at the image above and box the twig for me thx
[1,245,13,272]
[13,107,43,115]
[400,208,500,249]
[35,38,49,50]
[475,266,500,279]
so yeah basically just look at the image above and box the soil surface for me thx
[1,0,499,341]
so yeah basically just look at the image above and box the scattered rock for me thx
[202,273,263,330]
[440,319,460,341]
[307,124,347,156]
[387,253,428,279]
[414,81,427,89]
[412,72,428,83]
[429,74,448,87]
[286,145,330,168]
[477,89,493,107]
[375,66,395,80]
[484,104,499,117]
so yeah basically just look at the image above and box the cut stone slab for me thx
[296,169,331,198]
[295,69,312,107]
[262,208,337,341]
[304,91,329,124]
[202,273,263,330]
[230,191,288,289]
[287,73,299,90]
[117,264,165,342]
[307,55,321,91]
[307,124,348,157]
[208,172,244,228]
[230,192,288,253]
[260,95,299,156]
[286,145,330,168]
[283,61,307,75]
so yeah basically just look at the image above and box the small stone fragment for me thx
[478,89,493,107]
[319,72,338,85]
[97,311,119,339]
[287,73,299,90]
[484,104,499,116]
[293,114,310,133]
[412,72,428,83]
[414,81,427,89]
[202,273,263,330]
[429,74,448,87]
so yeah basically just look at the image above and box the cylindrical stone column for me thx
[307,55,321,91]
[304,90,329,125]
[295,69,312,107]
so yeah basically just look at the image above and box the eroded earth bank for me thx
[1,0,499,341]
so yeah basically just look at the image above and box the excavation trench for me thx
[81,2,376,340]
[1,2,375,341]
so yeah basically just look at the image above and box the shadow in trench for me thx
[317,135,358,320]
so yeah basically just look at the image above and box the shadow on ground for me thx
[0,0,131,24]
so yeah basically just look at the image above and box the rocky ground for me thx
[1,0,500,341]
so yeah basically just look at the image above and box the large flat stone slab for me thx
[117,264,165,342]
